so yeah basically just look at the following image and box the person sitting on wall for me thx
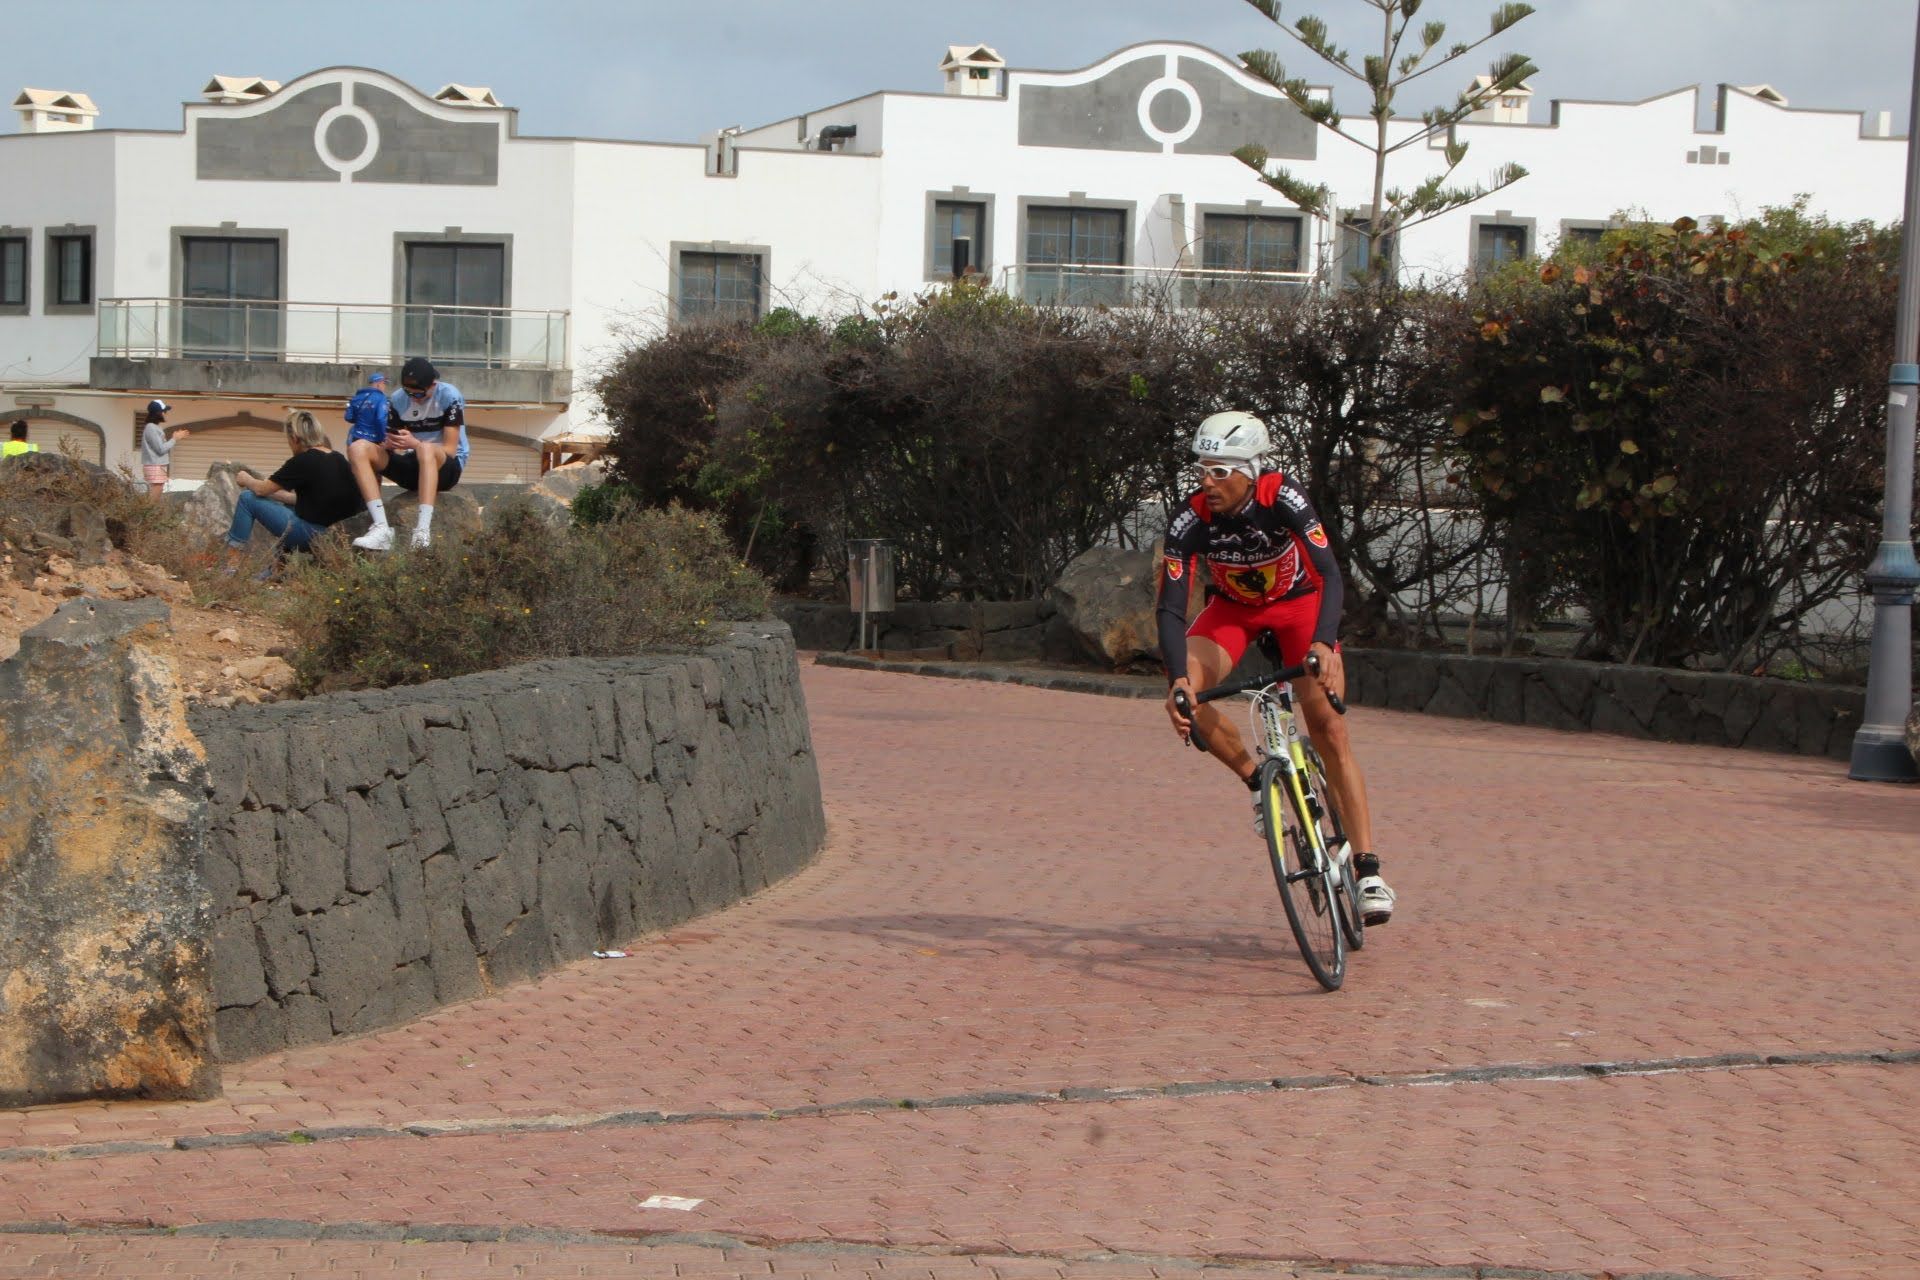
[139,399,190,498]
[225,410,365,568]
[1,422,36,458]
[344,371,391,449]
[349,356,468,552]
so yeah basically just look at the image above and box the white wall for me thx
[0,130,117,384]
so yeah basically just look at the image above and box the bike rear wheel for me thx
[1258,758,1344,990]
[1302,743,1364,951]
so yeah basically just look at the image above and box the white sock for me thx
[368,499,388,529]
[416,505,435,531]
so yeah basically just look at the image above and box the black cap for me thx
[146,399,169,419]
[400,356,438,389]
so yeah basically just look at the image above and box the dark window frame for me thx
[0,230,27,314]
[394,231,514,368]
[1468,212,1538,274]
[170,226,288,360]
[669,241,772,326]
[46,226,95,313]
[1199,211,1305,275]
[1336,212,1399,287]
[1016,196,1134,307]
[925,190,993,281]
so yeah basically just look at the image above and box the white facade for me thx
[0,43,1906,482]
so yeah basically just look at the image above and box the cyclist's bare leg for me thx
[1186,636,1259,782]
[1295,677,1375,853]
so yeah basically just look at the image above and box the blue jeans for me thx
[227,489,323,553]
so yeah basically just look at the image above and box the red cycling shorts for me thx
[1186,591,1331,670]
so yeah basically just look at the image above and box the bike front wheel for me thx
[1258,758,1344,991]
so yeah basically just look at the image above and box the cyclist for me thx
[1157,411,1395,924]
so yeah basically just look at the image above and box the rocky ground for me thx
[0,541,295,708]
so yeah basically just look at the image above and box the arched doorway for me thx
[0,409,106,465]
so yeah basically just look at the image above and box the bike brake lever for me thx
[1305,652,1348,716]
[1172,688,1210,753]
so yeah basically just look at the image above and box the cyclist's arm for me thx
[1156,508,1203,682]
[1274,479,1344,647]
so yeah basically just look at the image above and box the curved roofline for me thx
[1008,40,1331,100]
[172,65,523,135]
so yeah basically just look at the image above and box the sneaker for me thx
[1357,875,1396,926]
[352,524,394,552]
[409,524,433,550]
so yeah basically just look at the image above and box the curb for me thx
[812,652,1162,700]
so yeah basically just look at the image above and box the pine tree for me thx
[1234,0,1537,281]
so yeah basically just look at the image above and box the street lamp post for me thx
[1850,1,1920,782]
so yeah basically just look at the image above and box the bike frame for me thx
[1251,683,1332,875]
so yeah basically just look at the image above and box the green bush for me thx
[569,480,646,528]
[1447,208,1898,669]
[281,500,769,693]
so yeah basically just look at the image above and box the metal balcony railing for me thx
[998,263,1316,308]
[98,298,571,371]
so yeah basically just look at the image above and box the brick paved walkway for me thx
[1,662,1915,1279]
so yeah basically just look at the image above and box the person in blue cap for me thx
[344,372,391,448]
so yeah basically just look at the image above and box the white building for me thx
[0,42,1905,482]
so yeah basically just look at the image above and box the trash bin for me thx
[847,539,895,651]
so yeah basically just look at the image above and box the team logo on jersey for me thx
[1164,555,1184,581]
[1212,559,1283,605]
[1306,523,1328,548]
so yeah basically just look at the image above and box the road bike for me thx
[1174,641,1364,991]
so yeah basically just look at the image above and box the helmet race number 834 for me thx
[1191,410,1270,464]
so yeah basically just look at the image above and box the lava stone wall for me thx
[187,623,825,1061]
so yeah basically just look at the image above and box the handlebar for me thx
[1171,654,1347,754]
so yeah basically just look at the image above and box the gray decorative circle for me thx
[314,102,379,176]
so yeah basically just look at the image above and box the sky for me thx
[4,0,1917,142]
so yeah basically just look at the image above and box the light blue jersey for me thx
[390,382,469,466]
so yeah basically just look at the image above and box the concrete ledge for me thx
[816,646,1863,760]
[91,357,570,406]
[189,622,825,1061]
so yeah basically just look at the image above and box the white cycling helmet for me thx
[1191,411,1271,465]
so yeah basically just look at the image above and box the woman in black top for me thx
[225,410,366,562]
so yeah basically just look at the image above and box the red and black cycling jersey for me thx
[1155,471,1344,679]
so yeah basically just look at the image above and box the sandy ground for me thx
[0,546,296,705]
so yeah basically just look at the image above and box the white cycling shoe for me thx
[1357,875,1396,926]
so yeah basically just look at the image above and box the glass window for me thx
[180,236,282,357]
[1023,206,1125,305]
[403,240,507,365]
[0,238,25,307]
[1337,218,1397,286]
[1561,226,1606,248]
[678,251,763,322]
[932,200,985,276]
[1203,214,1303,274]
[50,234,91,306]
[1475,223,1530,270]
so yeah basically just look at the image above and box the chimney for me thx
[939,44,1005,97]
[202,76,280,105]
[13,88,99,133]
[434,84,503,108]
[1464,74,1532,124]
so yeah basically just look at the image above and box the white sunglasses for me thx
[1193,460,1250,481]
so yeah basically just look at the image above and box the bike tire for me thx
[1258,757,1344,991]
[1302,744,1364,951]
